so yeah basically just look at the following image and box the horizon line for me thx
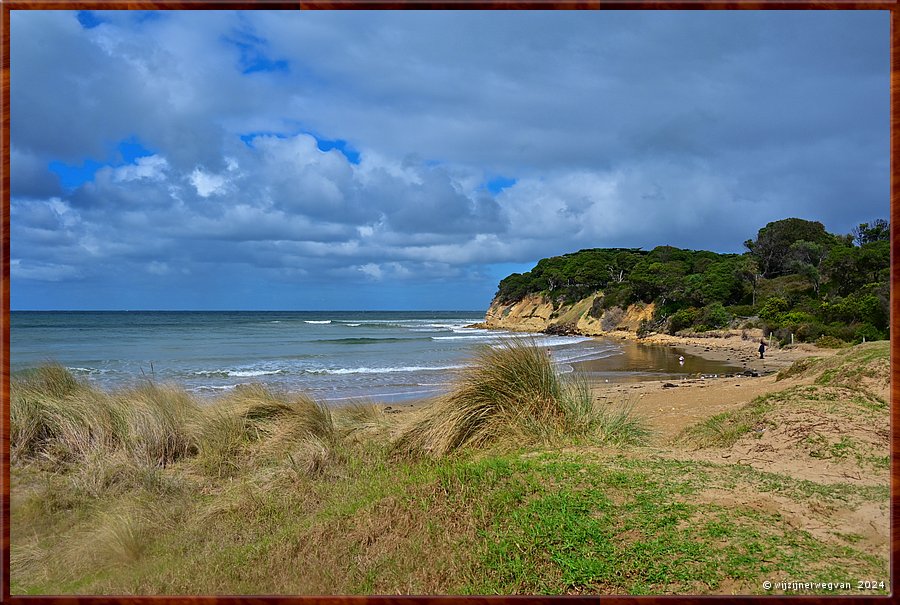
[10,309,489,313]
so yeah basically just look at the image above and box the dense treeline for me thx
[495,218,890,344]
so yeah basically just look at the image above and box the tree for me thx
[852,219,889,246]
[821,244,860,297]
[745,218,832,278]
[734,256,761,305]
[786,240,825,295]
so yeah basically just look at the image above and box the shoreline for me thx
[467,323,839,440]
[586,329,838,441]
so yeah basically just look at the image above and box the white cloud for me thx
[189,167,228,197]
[113,155,169,182]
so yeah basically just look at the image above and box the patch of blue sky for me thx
[131,11,163,24]
[76,10,161,30]
[221,31,289,75]
[48,158,105,190]
[484,176,517,195]
[76,11,106,29]
[314,137,360,164]
[48,137,156,190]
[239,130,360,165]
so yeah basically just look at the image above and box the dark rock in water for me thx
[544,322,579,336]
[742,370,760,377]
[662,382,677,388]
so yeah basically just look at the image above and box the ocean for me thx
[10,311,625,403]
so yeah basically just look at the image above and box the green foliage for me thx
[852,219,889,246]
[726,304,756,318]
[696,303,732,331]
[758,297,788,321]
[825,290,887,329]
[667,303,731,334]
[815,336,849,349]
[744,217,834,278]
[667,307,699,334]
[493,216,889,345]
[853,324,886,343]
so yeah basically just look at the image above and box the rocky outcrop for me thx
[478,292,655,337]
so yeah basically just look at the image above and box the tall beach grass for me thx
[394,339,648,456]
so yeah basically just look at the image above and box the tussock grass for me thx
[121,384,201,467]
[11,372,339,475]
[332,401,395,444]
[394,340,647,456]
[676,397,774,449]
[14,363,88,399]
[96,509,153,564]
[193,384,338,476]
[10,378,130,464]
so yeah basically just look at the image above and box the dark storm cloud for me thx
[8,10,888,309]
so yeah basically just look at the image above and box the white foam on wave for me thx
[66,366,113,375]
[432,335,496,341]
[304,320,332,324]
[451,327,494,335]
[193,368,284,378]
[321,364,468,375]
[534,335,594,347]
[344,323,362,327]
[553,348,620,364]
[189,384,239,393]
[228,369,284,377]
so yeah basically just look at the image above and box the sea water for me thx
[10,311,625,403]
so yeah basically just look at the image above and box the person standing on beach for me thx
[758,340,767,359]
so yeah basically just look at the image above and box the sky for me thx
[8,10,889,311]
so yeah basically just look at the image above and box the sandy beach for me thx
[590,329,837,440]
[384,329,838,429]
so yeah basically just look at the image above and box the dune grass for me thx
[675,396,775,449]
[394,340,648,456]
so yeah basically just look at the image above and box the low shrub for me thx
[815,335,849,349]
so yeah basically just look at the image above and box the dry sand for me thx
[593,329,837,440]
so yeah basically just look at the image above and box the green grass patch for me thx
[675,396,776,448]
[12,449,888,595]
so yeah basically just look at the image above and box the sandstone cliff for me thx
[478,292,656,337]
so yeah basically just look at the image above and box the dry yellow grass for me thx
[393,339,634,456]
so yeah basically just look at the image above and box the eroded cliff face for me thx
[479,293,655,336]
